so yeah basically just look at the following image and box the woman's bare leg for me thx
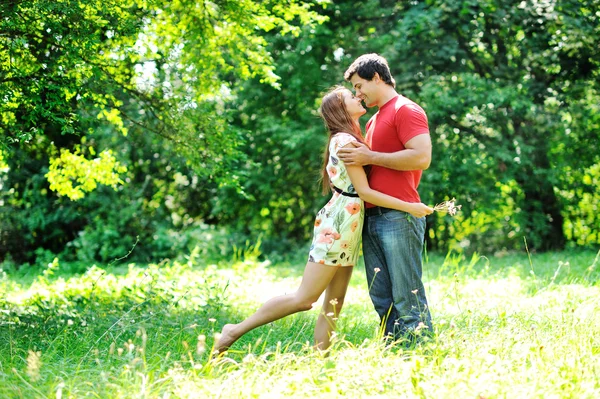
[314,266,354,350]
[215,262,340,353]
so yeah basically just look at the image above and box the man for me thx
[339,53,433,342]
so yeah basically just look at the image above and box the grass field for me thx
[1,247,599,398]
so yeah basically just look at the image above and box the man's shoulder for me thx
[394,97,426,120]
[393,95,421,111]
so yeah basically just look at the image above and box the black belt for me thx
[333,186,360,198]
[365,206,395,216]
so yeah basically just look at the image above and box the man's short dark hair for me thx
[344,53,396,88]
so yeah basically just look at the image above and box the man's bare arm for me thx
[337,134,431,170]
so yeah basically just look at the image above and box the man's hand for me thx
[337,141,372,166]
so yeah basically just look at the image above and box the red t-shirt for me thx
[364,95,430,207]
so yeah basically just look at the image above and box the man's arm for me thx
[337,134,431,170]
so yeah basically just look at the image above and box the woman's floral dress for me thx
[308,133,364,267]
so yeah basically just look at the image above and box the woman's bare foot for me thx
[214,324,239,354]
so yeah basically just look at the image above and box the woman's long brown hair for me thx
[318,86,366,194]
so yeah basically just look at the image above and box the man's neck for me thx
[376,87,399,109]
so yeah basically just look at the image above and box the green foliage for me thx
[2,0,600,265]
[0,111,249,264]
[0,0,327,187]
[207,1,389,245]
[389,0,600,250]
[46,144,126,200]
[211,0,600,252]
[0,0,328,263]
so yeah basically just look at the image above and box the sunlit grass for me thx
[1,248,599,398]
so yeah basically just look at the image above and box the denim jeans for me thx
[363,208,432,340]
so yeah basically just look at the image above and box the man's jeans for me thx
[363,208,432,340]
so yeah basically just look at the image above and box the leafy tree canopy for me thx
[0,0,328,196]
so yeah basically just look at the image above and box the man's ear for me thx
[373,72,380,83]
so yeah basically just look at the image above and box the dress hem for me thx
[307,259,355,268]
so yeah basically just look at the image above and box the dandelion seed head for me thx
[196,336,206,355]
[329,298,339,306]
[56,382,65,399]
[415,322,429,334]
[326,312,335,317]
[374,267,381,273]
[117,348,124,356]
[26,350,42,381]
[411,289,418,294]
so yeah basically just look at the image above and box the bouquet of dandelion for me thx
[433,198,461,216]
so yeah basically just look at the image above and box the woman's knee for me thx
[294,296,317,312]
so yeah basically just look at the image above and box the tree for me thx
[382,0,600,250]
[0,0,326,190]
[0,0,327,262]
[211,0,600,252]
[208,0,394,246]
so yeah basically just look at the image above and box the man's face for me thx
[350,74,379,108]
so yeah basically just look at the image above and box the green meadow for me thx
[1,248,599,398]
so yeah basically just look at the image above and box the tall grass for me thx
[1,248,599,398]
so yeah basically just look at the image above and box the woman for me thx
[215,86,433,353]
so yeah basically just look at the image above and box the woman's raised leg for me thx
[215,262,340,353]
[314,266,354,350]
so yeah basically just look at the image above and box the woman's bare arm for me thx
[342,144,433,218]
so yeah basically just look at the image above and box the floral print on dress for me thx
[308,133,365,266]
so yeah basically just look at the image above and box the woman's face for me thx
[342,90,366,119]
